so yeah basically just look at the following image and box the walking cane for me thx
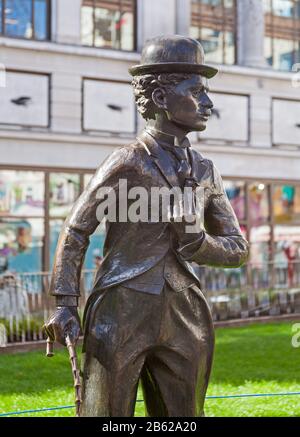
[45,335,82,416]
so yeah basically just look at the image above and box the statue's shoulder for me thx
[190,147,214,172]
[94,140,146,176]
[109,140,148,168]
[120,139,148,160]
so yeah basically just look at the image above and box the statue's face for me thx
[164,74,213,132]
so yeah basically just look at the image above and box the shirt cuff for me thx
[56,296,78,307]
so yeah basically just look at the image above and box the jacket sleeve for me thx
[49,147,134,298]
[177,161,249,267]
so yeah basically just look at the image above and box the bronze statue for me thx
[44,35,249,417]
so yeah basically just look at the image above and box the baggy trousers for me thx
[80,283,215,417]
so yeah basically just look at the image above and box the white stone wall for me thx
[0,0,299,181]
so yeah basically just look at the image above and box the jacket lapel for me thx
[137,131,179,188]
[137,131,210,188]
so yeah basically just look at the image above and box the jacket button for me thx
[165,273,171,279]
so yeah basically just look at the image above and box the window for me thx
[190,0,237,65]
[224,180,246,221]
[48,173,80,269]
[264,0,300,71]
[81,0,136,51]
[273,184,300,224]
[0,168,109,274]
[0,171,45,273]
[223,178,300,289]
[248,182,270,226]
[0,0,50,40]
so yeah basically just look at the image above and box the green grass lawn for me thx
[0,321,300,417]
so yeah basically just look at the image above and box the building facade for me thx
[0,0,300,289]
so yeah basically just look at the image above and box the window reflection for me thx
[249,182,269,225]
[274,225,300,287]
[223,180,245,221]
[81,3,94,45]
[264,0,300,71]
[5,0,32,38]
[273,184,300,223]
[249,224,271,265]
[273,38,295,71]
[81,0,135,51]
[190,0,236,65]
[0,218,44,273]
[34,0,48,40]
[2,0,49,40]
[273,0,295,17]
[49,173,80,218]
[0,171,44,216]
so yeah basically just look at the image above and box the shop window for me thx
[249,182,270,226]
[223,180,246,221]
[0,170,44,217]
[0,170,44,274]
[249,224,271,264]
[273,184,300,223]
[0,218,44,273]
[274,225,300,287]
[49,173,80,219]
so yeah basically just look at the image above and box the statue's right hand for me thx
[43,307,81,346]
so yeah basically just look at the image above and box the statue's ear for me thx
[152,88,167,111]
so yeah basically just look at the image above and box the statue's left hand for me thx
[43,307,82,346]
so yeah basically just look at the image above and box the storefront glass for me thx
[49,173,80,218]
[0,218,44,273]
[273,184,300,223]
[0,170,44,216]
[223,180,246,221]
[274,224,300,287]
[249,182,270,225]
[0,167,299,283]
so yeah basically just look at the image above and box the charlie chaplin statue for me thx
[44,35,249,417]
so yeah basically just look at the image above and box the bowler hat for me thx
[129,35,218,79]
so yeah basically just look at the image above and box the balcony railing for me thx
[0,262,300,346]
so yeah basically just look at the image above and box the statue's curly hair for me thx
[131,73,191,120]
